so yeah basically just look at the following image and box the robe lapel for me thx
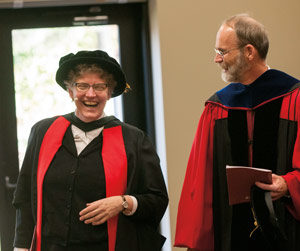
[102,126,128,251]
[36,116,70,251]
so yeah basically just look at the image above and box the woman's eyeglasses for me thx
[74,83,108,92]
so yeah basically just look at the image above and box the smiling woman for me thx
[68,72,112,122]
[0,4,166,251]
[12,50,168,251]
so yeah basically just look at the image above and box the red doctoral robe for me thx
[175,70,300,250]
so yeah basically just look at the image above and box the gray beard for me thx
[221,53,248,83]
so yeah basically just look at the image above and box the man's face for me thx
[214,24,249,83]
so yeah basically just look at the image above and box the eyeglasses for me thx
[74,83,108,92]
[214,47,240,58]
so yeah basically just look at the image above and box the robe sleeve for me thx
[128,132,169,227]
[174,103,226,250]
[281,90,300,220]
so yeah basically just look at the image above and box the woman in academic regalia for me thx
[13,50,168,251]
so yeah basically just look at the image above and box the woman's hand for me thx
[255,174,289,200]
[79,196,123,225]
[13,248,29,251]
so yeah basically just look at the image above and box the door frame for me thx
[0,3,155,250]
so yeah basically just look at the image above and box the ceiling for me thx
[0,0,146,8]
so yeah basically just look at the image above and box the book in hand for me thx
[226,165,272,205]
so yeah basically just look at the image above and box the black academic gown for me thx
[13,114,168,251]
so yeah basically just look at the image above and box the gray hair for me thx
[223,14,269,59]
[64,64,117,96]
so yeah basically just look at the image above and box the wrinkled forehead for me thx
[215,24,239,49]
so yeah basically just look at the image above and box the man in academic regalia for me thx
[175,14,300,251]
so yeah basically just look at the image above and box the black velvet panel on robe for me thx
[212,97,295,251]
[252,98,282,171]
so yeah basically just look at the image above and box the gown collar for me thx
[64,112,116,132]
[216,69,299,108]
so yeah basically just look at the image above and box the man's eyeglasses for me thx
[74,83,108,92]
[214,47,240,58]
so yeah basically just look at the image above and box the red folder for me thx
[226,165,272,205]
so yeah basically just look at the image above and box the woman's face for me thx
[68,72,111,122]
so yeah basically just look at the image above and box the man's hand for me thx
[79,196,123,225]
[255,174,288,200]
